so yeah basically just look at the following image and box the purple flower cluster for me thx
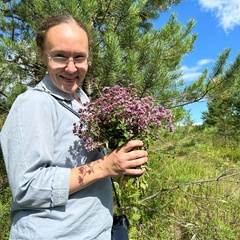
[73,84,174,152]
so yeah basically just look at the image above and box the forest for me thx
[1,0,240,239]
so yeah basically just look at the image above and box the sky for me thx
[154,0,240,124]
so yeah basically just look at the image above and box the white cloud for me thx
[197,58,214,66]
[198,0,240,33]
[181,58,213,82]
[181,65,202,81]
[193,122,203,126]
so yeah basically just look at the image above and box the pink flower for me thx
[73,84,174,152]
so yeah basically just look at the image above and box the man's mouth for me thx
[60,76,77,82]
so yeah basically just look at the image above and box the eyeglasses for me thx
[46,53,88,67]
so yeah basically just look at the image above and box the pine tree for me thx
[202,95,240,145]
[1,0,240,121]
[0,0,194,118]
[202,54,240,145]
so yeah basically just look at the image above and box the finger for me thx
[120,140,143,152]
[124,167,146,176]
[127,149,148,160]
[126,157,148,169]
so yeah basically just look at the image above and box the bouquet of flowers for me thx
[73,83,174,152]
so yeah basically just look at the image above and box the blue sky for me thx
[154,0,240,124]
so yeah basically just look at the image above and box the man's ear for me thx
[37,47,47,66]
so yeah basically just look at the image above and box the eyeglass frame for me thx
[45,52,88,67]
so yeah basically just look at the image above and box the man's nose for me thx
[65,60,77,73]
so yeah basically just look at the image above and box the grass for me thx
[0,182,11,240]
[126,126,240,239]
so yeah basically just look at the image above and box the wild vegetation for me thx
[1,0,240,239]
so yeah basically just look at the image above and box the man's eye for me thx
[55,54,66,58]
[51,56,67,64]
[55,56,66,59]
[75,56,85,59]
[74,56,87,63]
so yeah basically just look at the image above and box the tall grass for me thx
[126,126,240,239]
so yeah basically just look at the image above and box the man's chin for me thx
[62,83,81,93]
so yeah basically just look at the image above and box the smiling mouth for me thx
[60,76,77,82]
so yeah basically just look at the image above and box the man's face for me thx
[41,22,89,94]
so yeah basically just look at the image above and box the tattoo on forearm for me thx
[78,163,95,185]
